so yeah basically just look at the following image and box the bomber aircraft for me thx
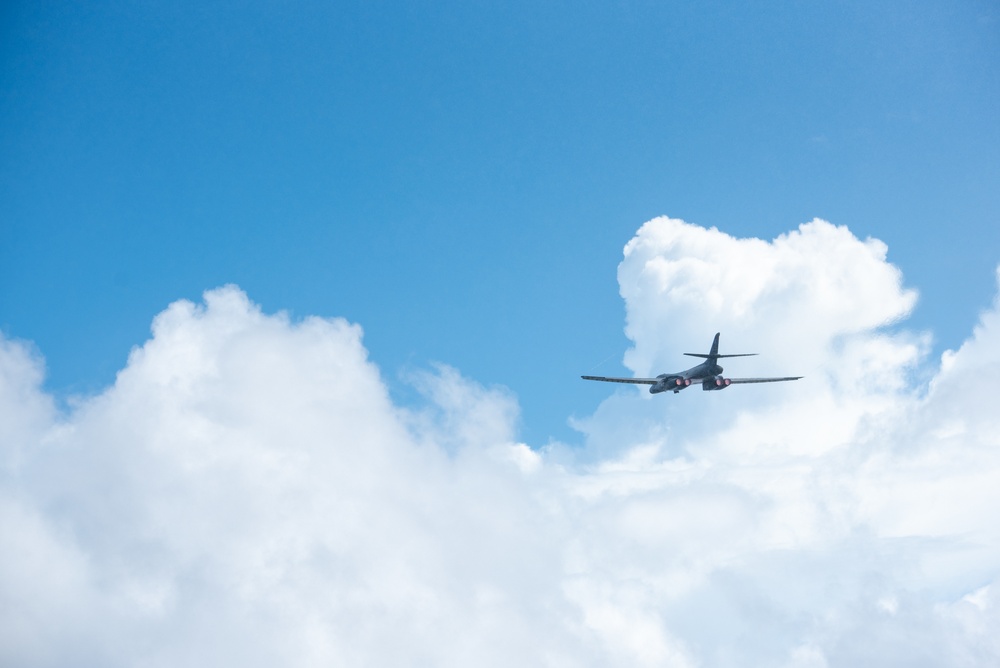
[582,333,802,394]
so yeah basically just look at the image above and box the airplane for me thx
[582,333,802,394]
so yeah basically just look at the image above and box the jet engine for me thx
[702,377,732,391]
[650,376,692,394]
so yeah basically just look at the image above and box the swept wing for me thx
[726,376,802,384]
[580,375,658,385]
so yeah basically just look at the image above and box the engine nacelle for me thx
[650,375,692,394]
[702,377,732,391]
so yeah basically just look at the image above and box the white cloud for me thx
[618,217,917,377]
[2,220,1000,666]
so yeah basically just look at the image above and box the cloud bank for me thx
[2,217,999,666]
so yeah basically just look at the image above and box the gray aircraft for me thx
[582,332,802,394]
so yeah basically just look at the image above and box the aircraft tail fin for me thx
[683,332,758,359]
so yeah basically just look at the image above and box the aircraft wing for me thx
[727,377,802,384]
[581,375,658,385]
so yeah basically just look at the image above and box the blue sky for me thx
[4,4,1000,665]
[2,0,998,444]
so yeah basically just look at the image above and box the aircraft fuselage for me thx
[650,360,725,394]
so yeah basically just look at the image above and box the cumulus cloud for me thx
[2,219,999,667]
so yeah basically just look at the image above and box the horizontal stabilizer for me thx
[683,353,758,359]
